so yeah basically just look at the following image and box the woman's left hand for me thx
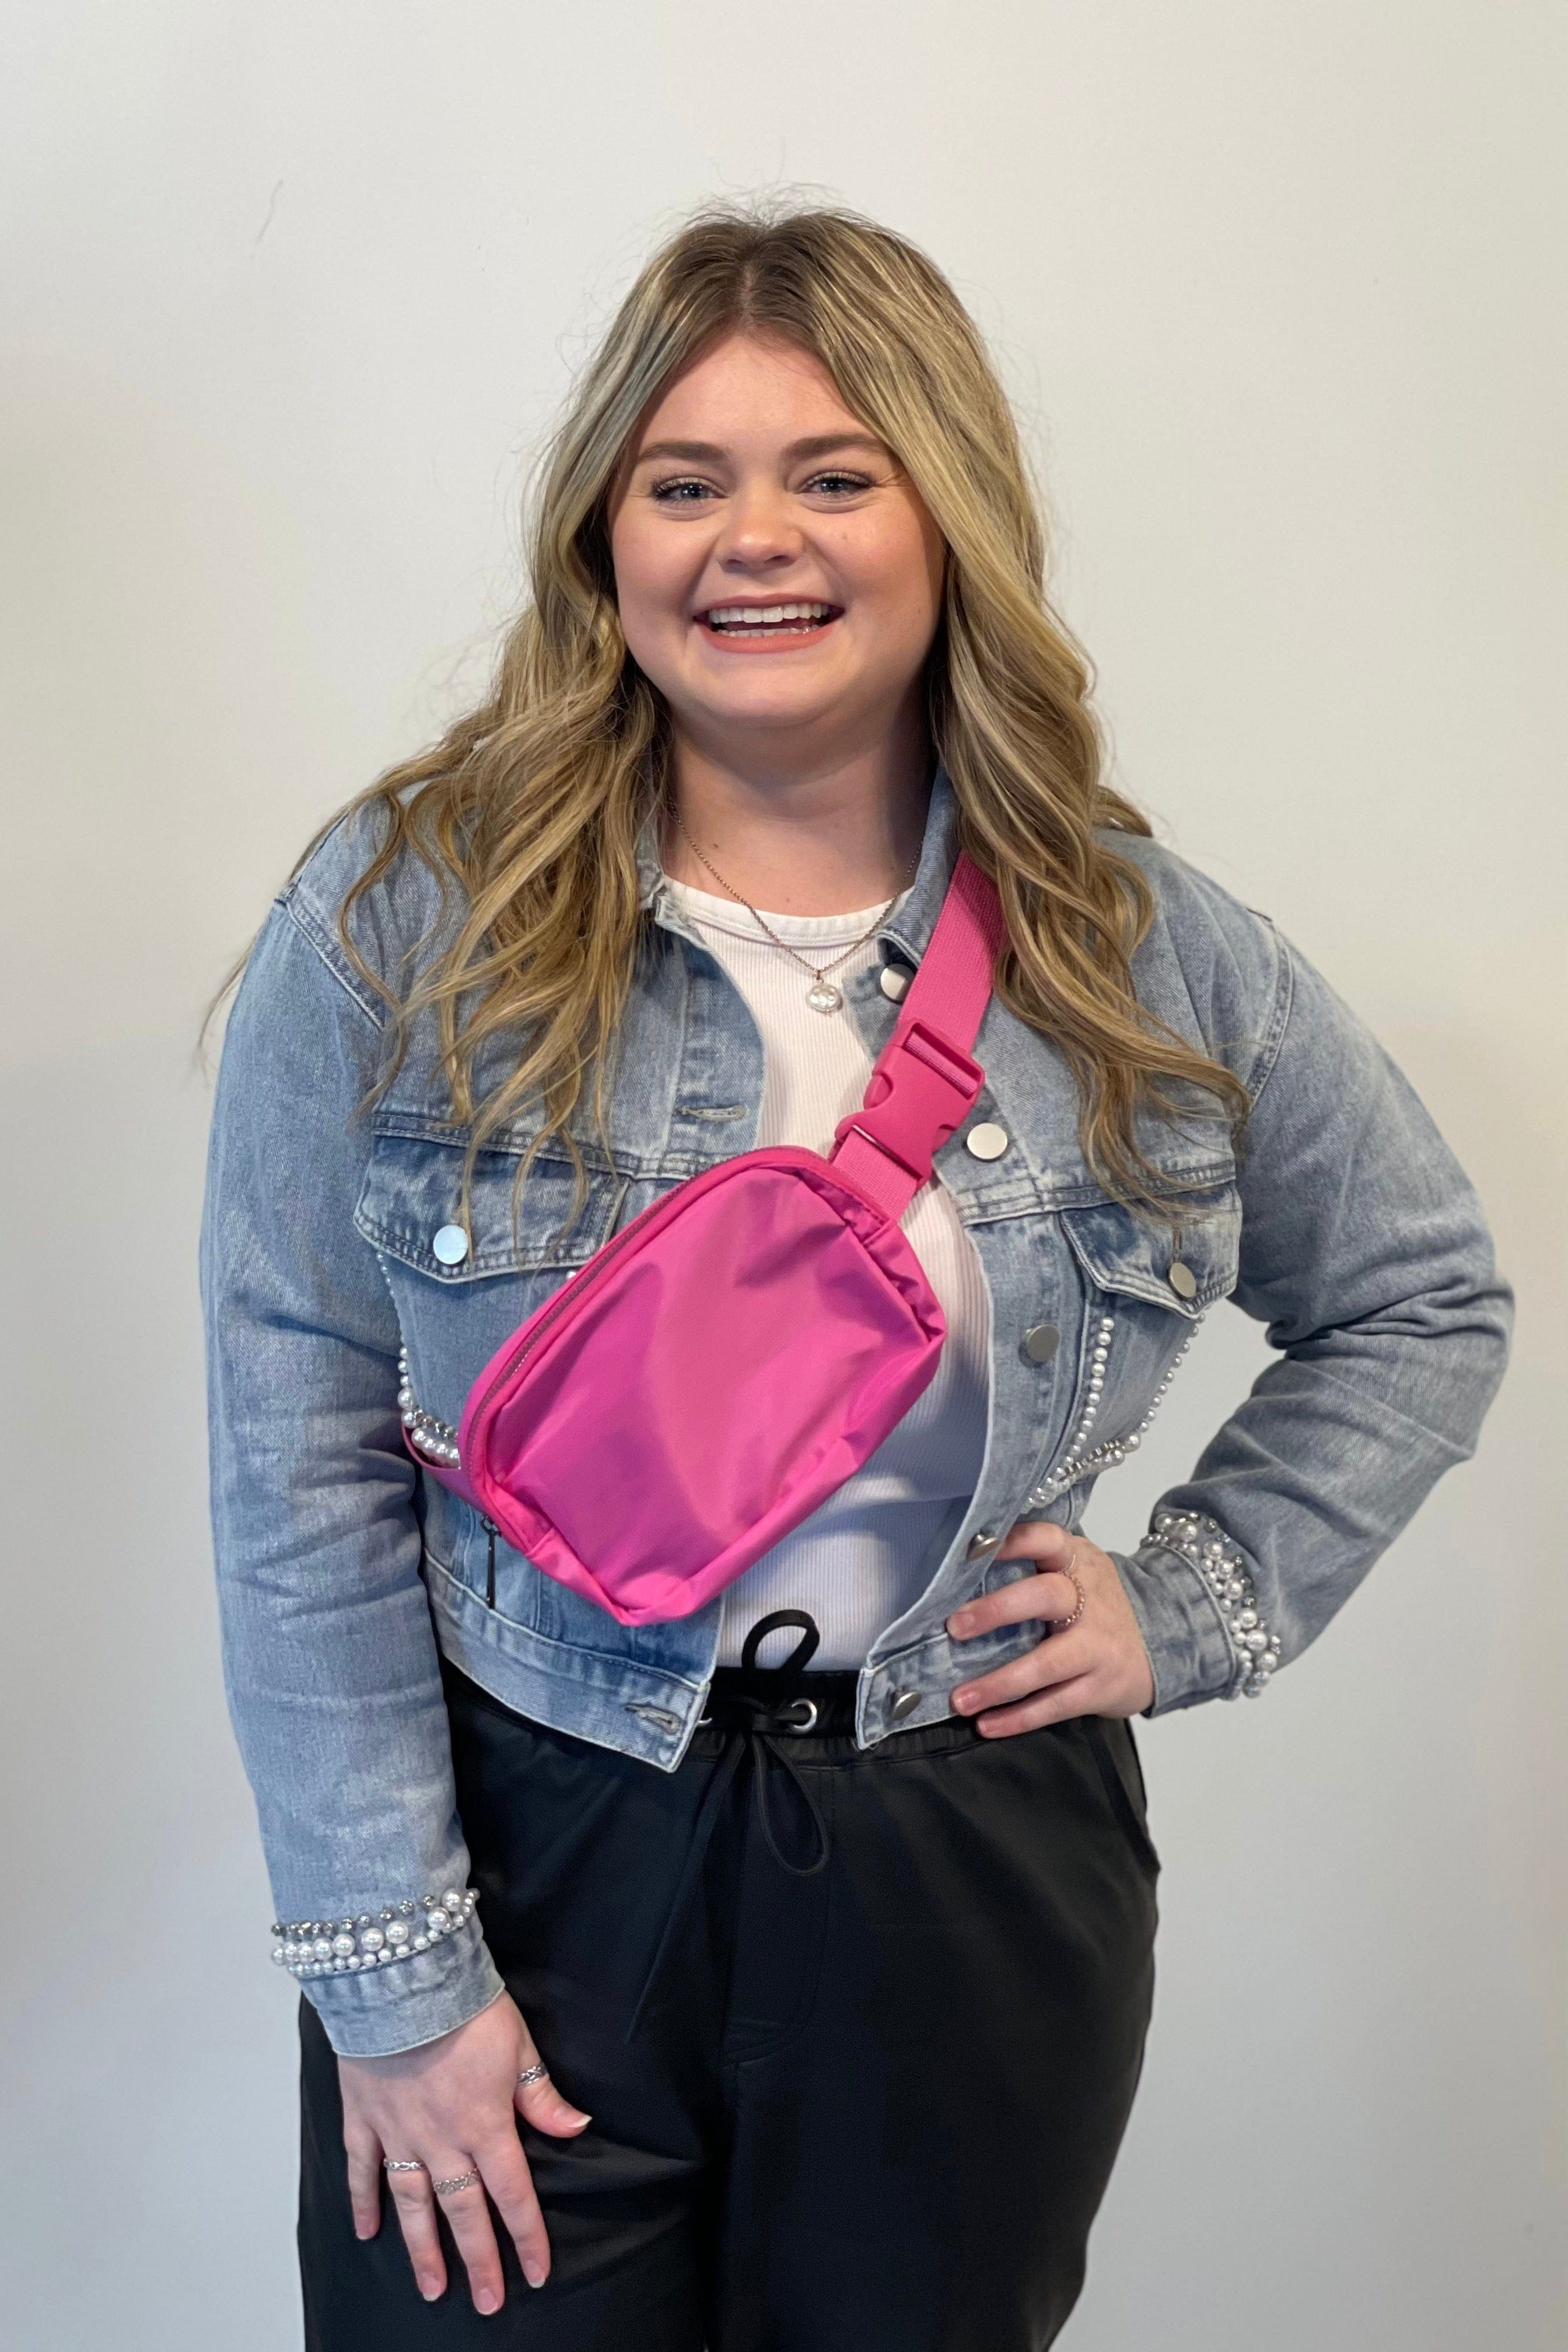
[946,1520,1154,1734]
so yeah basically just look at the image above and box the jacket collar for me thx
[634,758,963,967]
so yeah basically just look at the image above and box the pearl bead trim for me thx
[398,1347,461,1468]
[270,1885,479,1979]
[1146,1509,1282,1696]
[1024,1308,1205,1508]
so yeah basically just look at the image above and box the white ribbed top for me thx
[660,870,991,1670]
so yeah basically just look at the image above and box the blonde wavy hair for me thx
[261,198,1248,1223]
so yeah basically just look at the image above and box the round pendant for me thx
[806,979,843,1014]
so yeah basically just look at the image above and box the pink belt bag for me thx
[410,852,1007,1626]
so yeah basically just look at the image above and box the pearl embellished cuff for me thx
[270,1886,479,1979]
[1146,1510,1282,1696]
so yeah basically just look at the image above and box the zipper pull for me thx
[481,1518,498,1608]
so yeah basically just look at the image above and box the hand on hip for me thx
[944,1520,1155,1735]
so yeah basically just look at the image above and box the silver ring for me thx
[516,2062,548,2087]
[432,2168,481,2197]
[382,2157,426,2174]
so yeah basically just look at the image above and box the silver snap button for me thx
[1022,1321,1060,1364]
[889,1688,922,1721]
[624,1702,681,1734]
[965,1528,1000,1560]
[965,1121,1009,1161]
[879,963,913,1002]
[1168,1259,1198,1300]
[432,1224,471,1266]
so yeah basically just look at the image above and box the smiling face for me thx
[607,331,947,767]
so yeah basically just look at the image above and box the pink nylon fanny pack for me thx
[410,852,1007,1626]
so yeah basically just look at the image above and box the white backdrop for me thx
[2,6,1563,2346]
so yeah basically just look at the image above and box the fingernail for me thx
[524,2260,547,2288]
[953,1689,976,1713]
[420,2277,442,2301]
[476,2288,500,2315]
[949,1611,975,1636]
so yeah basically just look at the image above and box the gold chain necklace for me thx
[674,816,918,1015]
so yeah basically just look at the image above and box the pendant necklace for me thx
[674,816,919,1016]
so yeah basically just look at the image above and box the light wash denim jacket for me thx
[201,765,1511,2055]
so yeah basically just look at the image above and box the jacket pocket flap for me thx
[1059,1183,1241,1317]
[354,1133,623,1279]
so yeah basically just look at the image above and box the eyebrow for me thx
[630,431,891,467]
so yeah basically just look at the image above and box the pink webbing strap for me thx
[828,850,1007,1220]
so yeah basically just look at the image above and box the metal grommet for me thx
[777,1697,819,1733]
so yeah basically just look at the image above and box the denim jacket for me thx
[201,765,1511,2054]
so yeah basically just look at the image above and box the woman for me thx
[201,202,1511,2349]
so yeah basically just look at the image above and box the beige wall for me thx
[3,5,1562,2344]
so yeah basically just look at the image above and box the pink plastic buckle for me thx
[830,1016,985,1184]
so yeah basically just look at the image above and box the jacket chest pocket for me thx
[1060,1181,1241,1321]
[354,1127,629,1436]
[355,1128,633,1626]
[1027,1179,1241,1506]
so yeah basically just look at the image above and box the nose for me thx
[712,480,806,575]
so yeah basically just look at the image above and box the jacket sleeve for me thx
[200,881,506,2054]
[1113,916,1514,1716]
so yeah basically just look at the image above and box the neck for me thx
[659,720,934,919]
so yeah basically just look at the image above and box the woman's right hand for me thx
[338,1987,592,2313]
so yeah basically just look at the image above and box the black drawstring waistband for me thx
[624,1611,833,2042]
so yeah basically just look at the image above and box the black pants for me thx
[299,1621,1159,2350]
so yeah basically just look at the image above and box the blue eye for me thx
[649,478,714,503]
[646,468,874,505]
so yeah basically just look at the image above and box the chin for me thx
[697,694,844,739]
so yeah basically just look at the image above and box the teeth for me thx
[705,602,834,627]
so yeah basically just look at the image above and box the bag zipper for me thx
[470,1187,666,1427]
[470,1153,813,1452]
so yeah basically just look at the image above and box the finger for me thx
[475,2128,552,2290]
[431,2155,507,2316]
[513,2039,592,2137]
[952,1624,1093,1717]
[973,1671,1101,1738]
[343,2122,384,2242]
[947,1569,1082,1641]
[997,1516,1077,1564]
[383,2167,449,2305]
